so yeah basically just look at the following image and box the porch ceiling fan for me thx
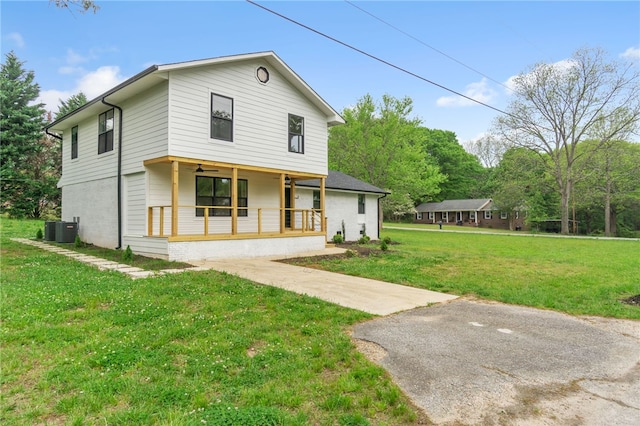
[194,164,218,173]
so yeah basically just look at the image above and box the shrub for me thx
[380,240,388,251]
[122,245,133,262]
[332,234,344,244]
[36,228,43,239]
[74,235,83,248]
[358,235,370,244]
[345,249,357,258]
[383,236,392,244]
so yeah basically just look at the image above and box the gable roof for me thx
[46,51,344,132]
[296,171,389,195]
[415,199,492,212]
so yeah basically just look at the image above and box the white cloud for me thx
[66,48,89,65]
[621,47,640,60]
[76,66,123,98]
[436,78,497,107]
[7,32,25,48]
[38,89,73,114]
[38,66,124,114]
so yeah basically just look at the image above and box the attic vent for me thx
[256,66,269,84]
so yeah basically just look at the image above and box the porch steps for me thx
[325,243,336,248]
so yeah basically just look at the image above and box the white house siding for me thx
[166,59,328,175]
[124,172,146,236]
[122,235,168,259]
[120,82,169,175]
[58,112,119,188]
[167,235,326,261]
[61,177,118,248]
[296,188,381,241]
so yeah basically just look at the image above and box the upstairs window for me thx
[211,93,233,141]
[98,109,114,154]
[71,126,78,159]
[358,194,365,214]
[313,190,320,210]
[288,114,304,153]
[196,176,247,217]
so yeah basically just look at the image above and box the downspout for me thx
[377,192,387,237]
[102,98,123,249]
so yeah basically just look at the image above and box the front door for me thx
[285,187,291,228]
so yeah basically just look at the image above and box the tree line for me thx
[2,47,638,237]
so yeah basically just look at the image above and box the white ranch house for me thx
[46,51,387,261]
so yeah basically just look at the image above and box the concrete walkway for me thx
[12,239,457,316]
[191,250,458,315]
[11,238,210,279]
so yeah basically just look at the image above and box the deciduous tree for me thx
[328,94,445,220]
[494,47,640,234]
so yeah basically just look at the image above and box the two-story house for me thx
[46,51,386,261]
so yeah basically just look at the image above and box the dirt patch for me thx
[279,241,390,265]
[621,294,640,306]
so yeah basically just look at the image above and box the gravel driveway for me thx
[353,299,640,425]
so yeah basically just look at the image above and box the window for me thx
[288,114,304,153]
[515,211,520,220]
[211,94,233,141]
[484,210,492,220]
[428,212,434,220]
[313,190,320,210]
[500,211,508,220]
[196,176,247,217]
[98,109,114,154]
[416,212,423,220]
[469,212,476,220]
[71,126,78,159]
[358,194,365,214]
[442,212,448,222]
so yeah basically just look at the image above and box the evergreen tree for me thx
[0,51,46,217]
[56,92,88,120]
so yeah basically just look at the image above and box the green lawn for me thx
[1,218,422,425]
[303,228,640,319]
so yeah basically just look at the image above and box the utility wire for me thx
[246,0,510,116]
[344,0,512,92]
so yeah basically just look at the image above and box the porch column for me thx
[231,167,238,235]
[279,173,286,233]
[320,177,326,232]
[171,160,179,236]
[290,179,296,229]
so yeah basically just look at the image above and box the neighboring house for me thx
[45,51,383,261]
[296,170,389,241]
[414,198,528,231]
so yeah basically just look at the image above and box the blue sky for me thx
[2,0,639,143]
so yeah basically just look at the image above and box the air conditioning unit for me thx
[55,221,78,243]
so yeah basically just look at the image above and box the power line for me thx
[344,0,512,92]
[246,0,509,117]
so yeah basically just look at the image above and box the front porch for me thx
[135,156,329,260]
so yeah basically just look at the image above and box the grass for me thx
[1,218,423,425]
[292,228,640,319]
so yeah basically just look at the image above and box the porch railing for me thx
[147,205,324,238]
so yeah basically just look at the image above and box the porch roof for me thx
[296,171,389,195]
[416,198,493,212]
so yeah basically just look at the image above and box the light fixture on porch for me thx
[194,164,218,173]
[284,175,291,185]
